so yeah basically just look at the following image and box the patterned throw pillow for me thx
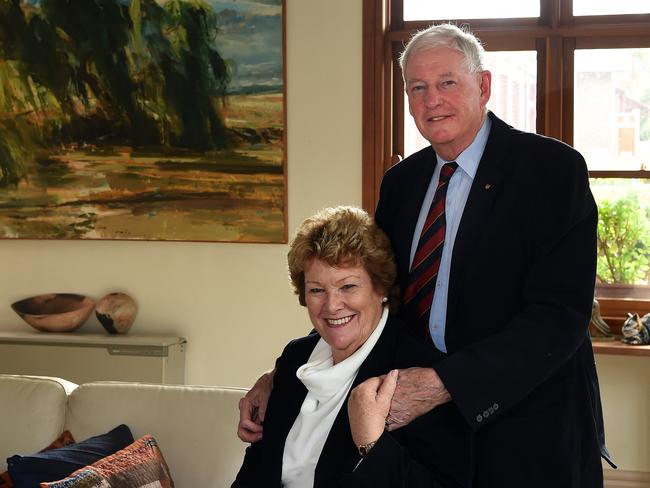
[0,431,75,487]
[40,435,174,488]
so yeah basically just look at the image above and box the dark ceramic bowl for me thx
[11,293,95,332]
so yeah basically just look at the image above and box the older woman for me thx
[232,207,470,488]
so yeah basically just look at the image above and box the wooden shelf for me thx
[592,340,650,357]
[595,297,650,336]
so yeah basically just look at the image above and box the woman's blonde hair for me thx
[287,206,399,311]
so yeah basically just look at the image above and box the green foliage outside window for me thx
[597,195,650,284]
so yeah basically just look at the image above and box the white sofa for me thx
[0,374,248,487]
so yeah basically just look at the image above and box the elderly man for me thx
[240,24,614,487]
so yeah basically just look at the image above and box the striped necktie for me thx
[403,161,458,341]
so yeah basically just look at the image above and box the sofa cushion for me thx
[41,435,173,488]
[7,424,133,487]
[0,375,76,472]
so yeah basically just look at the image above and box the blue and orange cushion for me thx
[6,424,133,487]
[41,435,174,488]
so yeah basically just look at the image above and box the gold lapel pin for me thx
[484,183,492,190]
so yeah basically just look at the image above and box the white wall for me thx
[0,0,362,389]
[597,354,650,473]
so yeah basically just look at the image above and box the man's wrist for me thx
[431,368,451,405]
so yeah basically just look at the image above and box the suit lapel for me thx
[446,113,511,333]
[394,147,438,291]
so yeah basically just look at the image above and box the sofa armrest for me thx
[0,375,77,471]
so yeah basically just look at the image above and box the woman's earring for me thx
[382,297,388,303]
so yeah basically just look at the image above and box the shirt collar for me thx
[435,115,491,180]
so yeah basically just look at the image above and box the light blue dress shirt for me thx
[408,117,492,352]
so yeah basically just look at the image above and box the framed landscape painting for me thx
[0,0,286,243]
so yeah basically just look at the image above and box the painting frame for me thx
[0,0,287,244]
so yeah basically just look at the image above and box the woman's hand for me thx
[237,368,276,443]
[347,369,399,447]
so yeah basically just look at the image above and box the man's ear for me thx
[479,70,492,105]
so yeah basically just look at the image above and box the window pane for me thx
[484,51,537,134]
[574,48,650,171]
[591,178,650,288]
[574,0,650,16]
[403,0,539,21]
[403,51,537,157]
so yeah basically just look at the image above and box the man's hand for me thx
[347,369,398,447]
[386,367,450,431]
[237,369,275,443]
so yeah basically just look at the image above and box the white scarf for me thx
[281,307,389,487]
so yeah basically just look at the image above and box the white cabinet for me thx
[0,331,186,385]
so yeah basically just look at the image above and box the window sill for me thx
[592,340,650,357]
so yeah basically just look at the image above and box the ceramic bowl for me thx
[96,292,137,334]
[11,293,95,332]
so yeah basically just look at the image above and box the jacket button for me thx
[476,414,483,422]
[493,403,499,411]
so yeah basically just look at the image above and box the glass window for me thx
[573,0,650,16]
[403,99,429,157]
[403,51,537,157]
[403,0,539,21]
[574,48,650,172]
[484,51,537,134]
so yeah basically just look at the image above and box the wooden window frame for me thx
[362,0,650,330]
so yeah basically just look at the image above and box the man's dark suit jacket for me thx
[232,316,474,488]
[373,111,614,487]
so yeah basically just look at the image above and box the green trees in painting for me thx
[0,0,231,186]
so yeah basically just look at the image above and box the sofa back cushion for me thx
[0,375,76,472]
[64,382,248,487]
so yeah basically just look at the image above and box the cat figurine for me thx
[621,312,650,345]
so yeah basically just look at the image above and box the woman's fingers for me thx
[377,369,398,403]
[359,376,383,395]
[385,367,451,431]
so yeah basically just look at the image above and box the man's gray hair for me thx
[399,24,485,77]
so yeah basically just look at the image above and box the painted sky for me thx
[22,0,283,94]
[210,0,283,93]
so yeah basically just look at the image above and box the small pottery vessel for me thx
[96,292,137,334]
[11,293,95,332]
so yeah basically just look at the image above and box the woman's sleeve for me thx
[338,431,460,488]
